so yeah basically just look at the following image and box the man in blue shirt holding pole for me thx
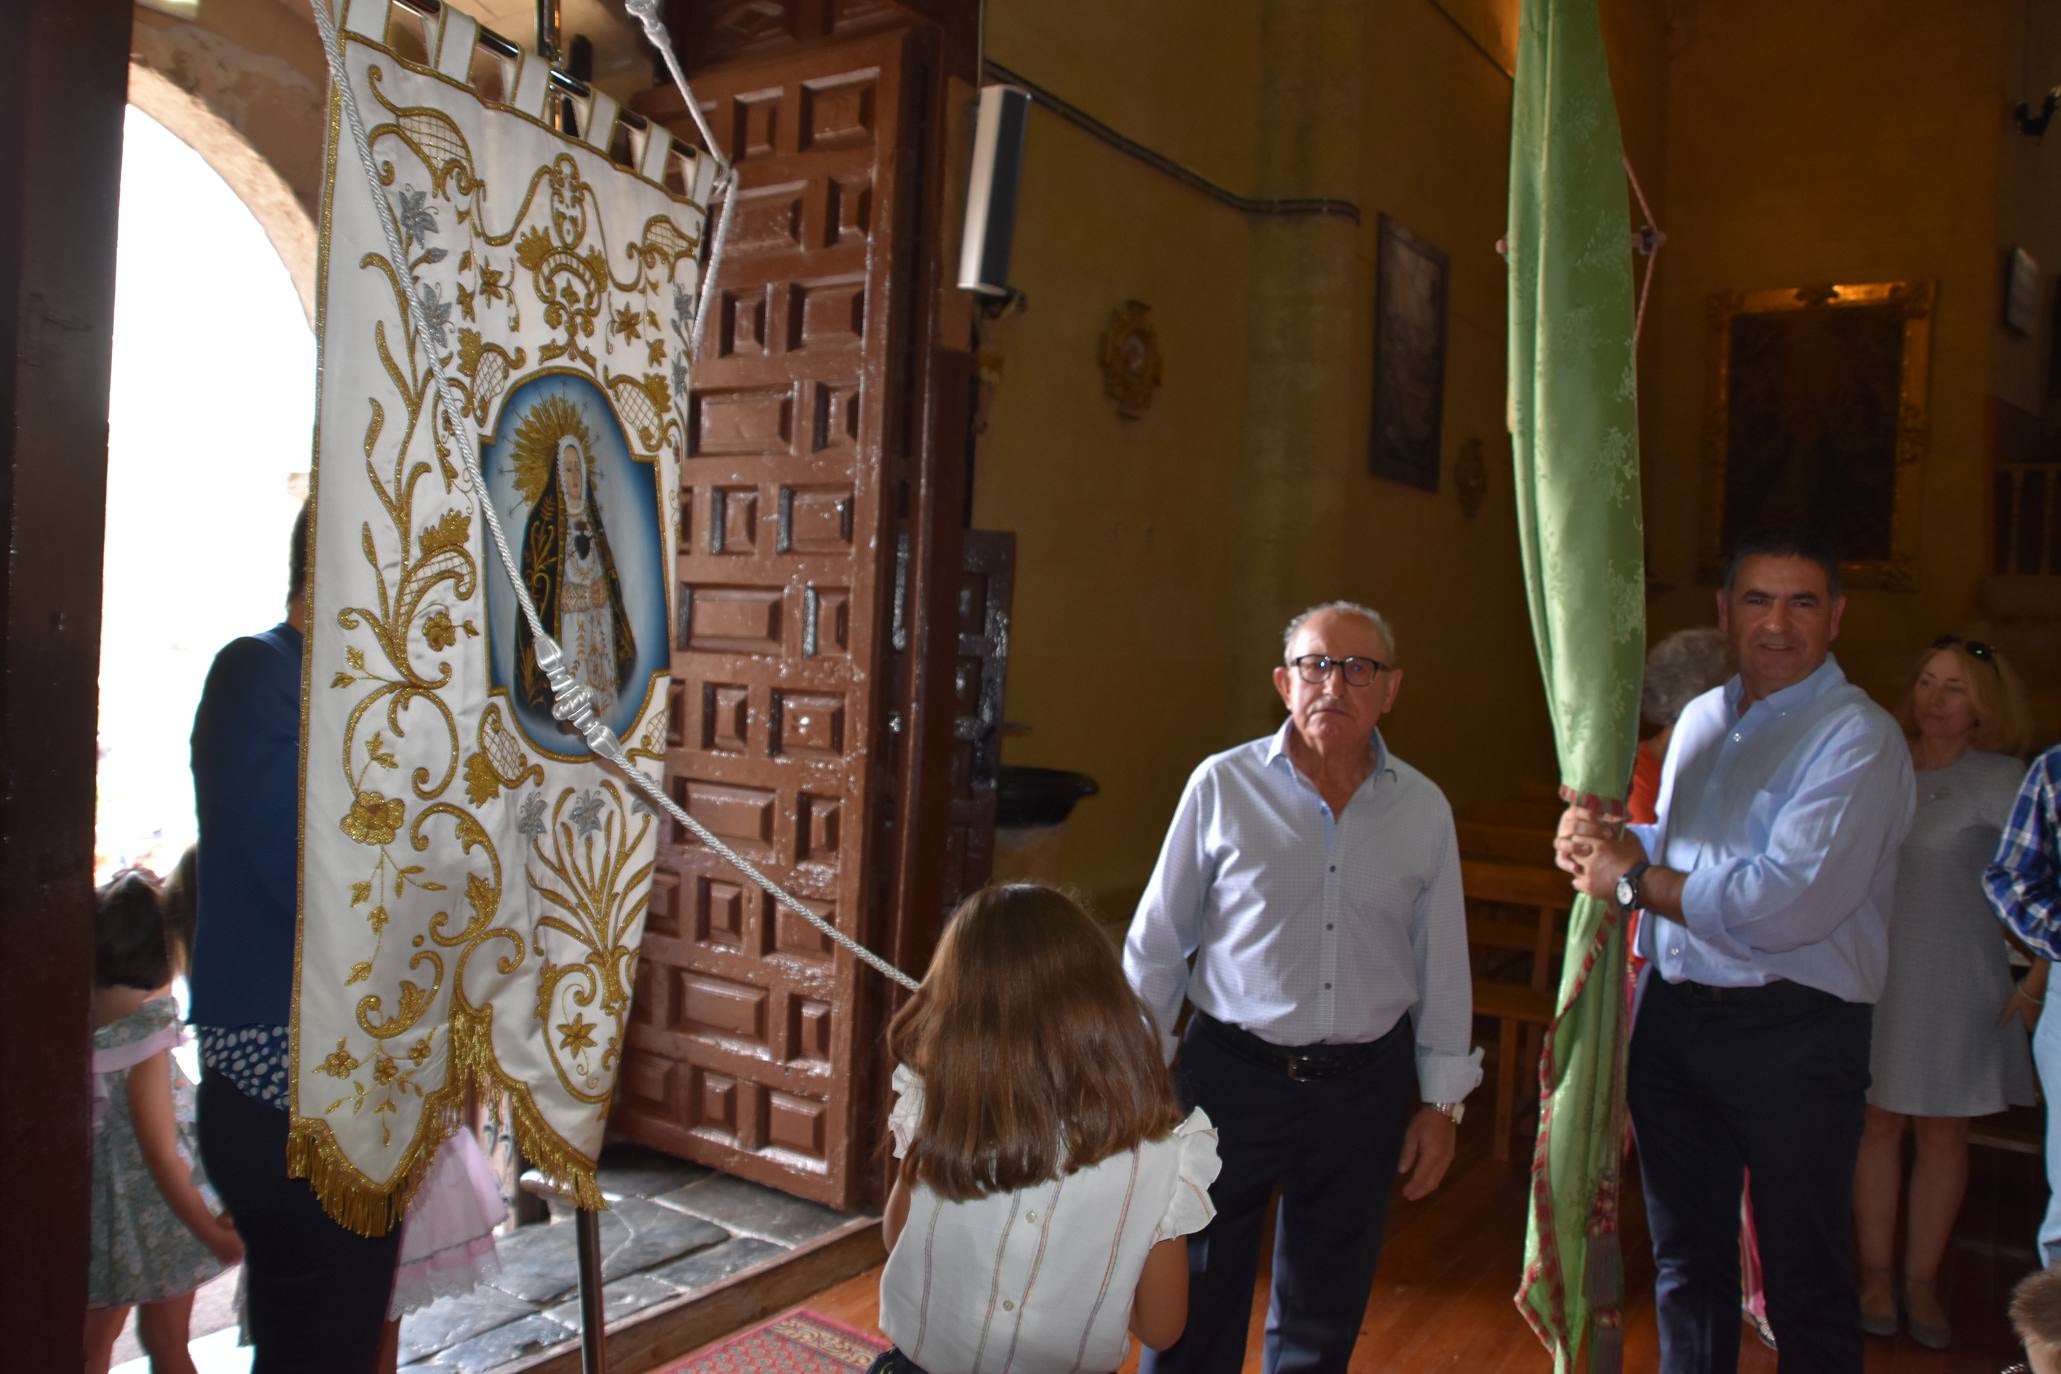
[1558,528,1915,1373]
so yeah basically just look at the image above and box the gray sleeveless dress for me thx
[1869,750,2038,1116]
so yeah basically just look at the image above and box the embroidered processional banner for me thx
[1508,0,1644,1366]
[292,0,714,1232]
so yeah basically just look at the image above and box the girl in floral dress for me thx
[85,871,242,1374]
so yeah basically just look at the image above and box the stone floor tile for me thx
[419,1314,576,1373]
[595,1141,714,1200]
[540,1271,682,1330]
[598,1197,732,1279]
[396,1287,537,1364]
[645,1234,787,1291]
[485,1197,729,1303]
[656,1173,855,1246]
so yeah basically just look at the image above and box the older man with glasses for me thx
[1124,601,1481,1374]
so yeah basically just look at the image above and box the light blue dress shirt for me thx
[1630,655,1914,1002]
[1123,722,1483,1104]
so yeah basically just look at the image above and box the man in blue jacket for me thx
[191,504,401,1370]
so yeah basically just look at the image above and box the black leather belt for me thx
[1193,1010,1406,1082]
[1667,977,1841,1008]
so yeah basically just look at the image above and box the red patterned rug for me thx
[655,1307,887,1372]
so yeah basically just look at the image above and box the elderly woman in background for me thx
[1855,635,2039,1350]
[1628,627,1731,826]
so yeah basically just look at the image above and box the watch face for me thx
[1616,874,1635,906]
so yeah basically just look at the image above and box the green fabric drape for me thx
[1507,0,1646,1368]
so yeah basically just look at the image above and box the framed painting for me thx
[1698,279,1934,590]
[1369,215,1448,491]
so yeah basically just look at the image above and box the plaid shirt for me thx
[1984,745,2061,960]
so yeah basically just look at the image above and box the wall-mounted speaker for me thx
[958,85,1031,299]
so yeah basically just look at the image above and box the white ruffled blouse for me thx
[879,1064,1221,1374]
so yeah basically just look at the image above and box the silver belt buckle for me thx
[1286,1053,1305,1082]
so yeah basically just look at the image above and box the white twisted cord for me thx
[309,0,921,992]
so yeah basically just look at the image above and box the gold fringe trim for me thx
[288,1100,455,1238]
[288,1001,609,1235]
[450,998,609,1212]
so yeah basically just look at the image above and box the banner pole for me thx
[575,1203,609,1374]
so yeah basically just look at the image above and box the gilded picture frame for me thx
[1699,279,1933,590]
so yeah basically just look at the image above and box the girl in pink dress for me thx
[373,1101,506,1373]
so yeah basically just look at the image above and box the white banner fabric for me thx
[292,0,713,1232]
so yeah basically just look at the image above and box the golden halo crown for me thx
[508,394,597,507]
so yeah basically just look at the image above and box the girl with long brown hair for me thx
[872,885,1220,1374]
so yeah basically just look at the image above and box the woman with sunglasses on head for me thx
[1853,635,2040,1350]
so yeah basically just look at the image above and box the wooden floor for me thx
[664,1114,2048,1372]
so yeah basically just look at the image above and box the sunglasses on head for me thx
[1932,634,1998,667]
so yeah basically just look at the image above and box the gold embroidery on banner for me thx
[462,703,545,807]
[365,67,481,202]
[623,705,667,766]
[293,27,689,1234]
[528,782,650,1110]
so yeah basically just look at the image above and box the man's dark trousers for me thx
[198,1074,402,1372]
[1629,974,1872,1374]
[1140,1012,1417,1374]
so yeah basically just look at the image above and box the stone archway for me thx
[128,0,327,326]
[125,62,317,325]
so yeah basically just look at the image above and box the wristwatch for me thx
[1429,1101,1465,1125]
[1615,860,1651,911]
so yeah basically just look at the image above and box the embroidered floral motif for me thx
[517,792,547,837]
[341,793,405,847]
[319,1038,363,1079]
[557,1014,597,1055]
[569,789,605,837]
[423,609,458,651]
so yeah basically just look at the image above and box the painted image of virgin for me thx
[510,396,637,729]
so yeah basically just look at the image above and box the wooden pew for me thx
[1459,846,1572,1162]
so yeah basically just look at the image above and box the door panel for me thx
[619,30,914,1209]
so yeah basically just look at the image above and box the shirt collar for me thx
[1723,652,1845,721]
[1265,718,1394,780]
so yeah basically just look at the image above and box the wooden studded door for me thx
[618,30,918,1210]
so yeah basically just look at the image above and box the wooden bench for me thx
[1460,851,1573,1163]
[1471,980,1556,1161]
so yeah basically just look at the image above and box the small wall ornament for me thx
[1099,300,1163,420]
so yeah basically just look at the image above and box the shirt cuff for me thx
[1677,863,1732,941]
[1416,1045,1485,1104]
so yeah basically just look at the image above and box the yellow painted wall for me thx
[983,0,1267,193]
[1339,0,1549,806]
[1642,0,2012,704]
[972,9,1263,919]
[977,0,1669,918]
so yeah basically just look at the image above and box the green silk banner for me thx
[1507,0,1646,1368]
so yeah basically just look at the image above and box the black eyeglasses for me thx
[1932,634,1999,668]
[1289,654,1390,687]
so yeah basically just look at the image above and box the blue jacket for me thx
[188,623,302,1028]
